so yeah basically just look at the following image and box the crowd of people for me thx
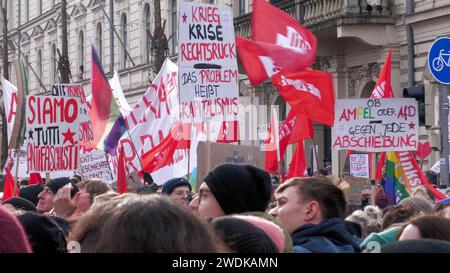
[1,162,450,253]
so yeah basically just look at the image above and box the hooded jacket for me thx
[291,218,361,253]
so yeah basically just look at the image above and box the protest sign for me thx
[342,174,370,205]
[178,2,239,128]
[51,84,94,153]
[26,96,80,172]
[196,142,265,186]
[349,154,370,179]
[113,59,190,185]
[332,98,419,152]
[80,150,113,181]
[2,78,17,145]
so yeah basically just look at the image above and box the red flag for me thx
[273,69,335,126]
[265,109,313,174]
[216,120,239,143]
[288,142,307,178]
[1,167,17,202]
[375,152,386,181]
[28,173,43,185]
[265,109,280,173]
[117,146,128,194]
[235,0,316,86]
[89,45,112,148]
[371,49,393,98]
[141,123,187,173]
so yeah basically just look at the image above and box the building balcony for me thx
[234,0,395,38]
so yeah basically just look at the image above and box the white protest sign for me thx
[178,2,239,125]
[26,96,80,172]
[349,154,370,179]
[113,59,190,185]
[332,98,419,152]
[80,150,113,181]
[1,78,17,145]
[51,84,94,153]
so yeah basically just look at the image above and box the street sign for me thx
[428,37,450,84]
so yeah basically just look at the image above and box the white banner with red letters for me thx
[26,96,80,173]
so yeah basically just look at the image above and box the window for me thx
[79,31,84,79]
[144,3,151,63]
[37,50,42,90]
[121,14,128,69]
[25,0,29,22]
[38,0,43,15]
[238,0,246,15]
[51,44,57,82]
[209,0,215,4]
[170,0,177,54]
[96,23,103,65]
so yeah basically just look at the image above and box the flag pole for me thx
[13,152,19,196]
[312,138,319,176]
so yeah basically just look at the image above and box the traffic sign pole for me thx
[438,84,449,188]
[428,37,450,188]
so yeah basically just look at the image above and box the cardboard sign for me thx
[349,154,370,179]
[196,142,265,186]
[51,84,94,153]
[178,2,239,125]
[342,175,370,205]
[332,98,419,152]
[26,96,80,172]
[80,150,113,181]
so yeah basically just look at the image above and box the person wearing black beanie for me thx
[2,197,37,212]
[189,164,272,218]
[36,177,79,214]
[19,184,44,206]
[17,211,67,253]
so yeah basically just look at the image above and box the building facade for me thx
[0,0,449,175]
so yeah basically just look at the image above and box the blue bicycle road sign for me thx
[428,37,450,85]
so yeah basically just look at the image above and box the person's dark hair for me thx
[424,170,438,186]
[19,179,29,187]
[381,205,415,230]
[72,194,222,253]
[275,176,347,219]
[76,180,111,204]
[398,216,450,242]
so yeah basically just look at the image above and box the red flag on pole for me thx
[273,69,335,126]
[235,0,316,86]
[288,142,307,178]
[117,146,128,194]
[371,49,393,99]
[1,167,17,202]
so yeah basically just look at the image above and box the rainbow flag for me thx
[385,151,447,204]
[385,152,409,205]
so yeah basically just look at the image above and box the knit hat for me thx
[45,177,79,197]
[162,177,191,195]
[18,211,67,253]
[19,184,44,206]
[381,239,450,253]
[242,211,294,253]
[2,197,37,212]
[203,164,272,214]
[234,214,285,253]
[399,196,433,214]
[360,226,401,251]
[211,216,278,253]
[0,207,32,253]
